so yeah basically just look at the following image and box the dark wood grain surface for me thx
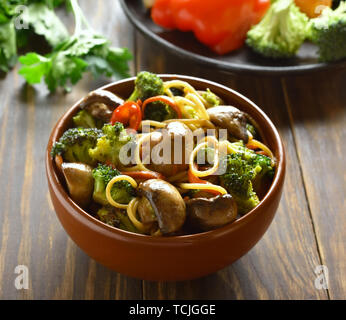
[0,0,344,300]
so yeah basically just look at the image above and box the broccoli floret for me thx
[308,2,346,62]
[143,101,177,122]
[246,0,309,59]
[183,105,199,119]
[92,163,135,205]
[220,153,260,214]
[251,153,275,193]
[73,109,103,129]
[127,71,175,121]
[51,127,102,165]
[201,88,220,107]
[220,145,274,214]
[128,71,164,101]
[237,144,275,182]
[89,122,133,167]
[97,206,138,233]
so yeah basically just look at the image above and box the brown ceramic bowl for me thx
[46,75,286,281]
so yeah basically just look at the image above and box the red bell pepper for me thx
[142,95,182,119]
[151,0,270,55]
[188,166,221,196]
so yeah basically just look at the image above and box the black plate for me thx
[120,0,346,75]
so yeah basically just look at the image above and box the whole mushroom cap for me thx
[186,194,237,231]
[137,179,186,235]
[61,162,94,208]
[207,105,249,142]
[79,89,124,122]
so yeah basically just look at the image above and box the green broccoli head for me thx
[201,88,220,107]
[253,153,275,177]
[220,146,275,214]
[246,0,309,59]
[97,206,138,233]
[308,2,346,62]
[251,153,275,193]
[89,122,134,167]
[221,153,258,194]
[73,109,103,129]
[143,101,177,122]
[51,127,102,165]
[128,71,164,101]
[92,163,135,206]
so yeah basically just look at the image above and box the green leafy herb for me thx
[0,0,132,92]
[19,0,132,92]
[21,2,69,46]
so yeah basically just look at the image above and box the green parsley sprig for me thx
[0,0,132,92]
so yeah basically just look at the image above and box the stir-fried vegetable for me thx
[188,167,222,196]
[51,72,277,236]
[128,71,164,101]
[142,96,182,120]
[51,127,102,165]
[201,89,221,107]
[89,122,134,167]
[220,144,274,214]
[97,206,138,232]
[110,101,142,131]
[92,163,135,206]
[73,109,103,129]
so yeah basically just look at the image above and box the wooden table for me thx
[0,1,345,300]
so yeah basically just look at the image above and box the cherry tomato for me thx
[110,101,142,131]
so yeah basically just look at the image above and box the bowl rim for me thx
[46,74,286,244]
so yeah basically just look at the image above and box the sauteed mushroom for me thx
[79,89,124,122]
[61,163,94,208]
[137,179,186,235]
[137,196,157,229]
[207,106,249,142]
[186,194,237,231]
[145,121,193,176]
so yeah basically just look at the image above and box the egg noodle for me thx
[106,175,138,209]
[127,198,162,236]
